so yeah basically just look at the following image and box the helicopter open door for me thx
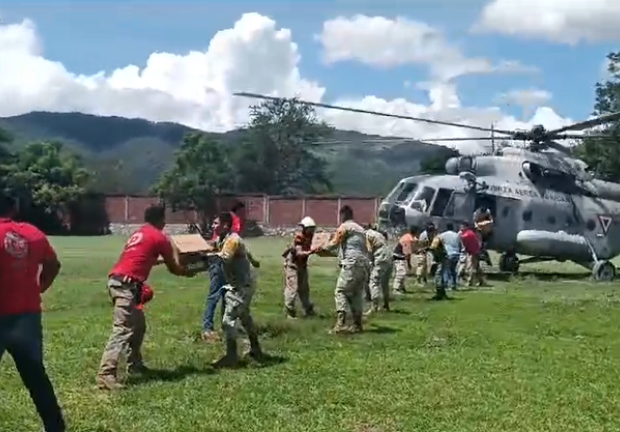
[445,191,476,222]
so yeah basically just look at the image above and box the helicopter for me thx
[234,92,620,281]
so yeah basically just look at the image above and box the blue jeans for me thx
[202,259,226,332]
[443,255,459,289]
[0,313,65,432]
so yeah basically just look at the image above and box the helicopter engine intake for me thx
[445,156,475,175]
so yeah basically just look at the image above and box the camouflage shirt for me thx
[218,232,252,289]
[325,219,370,267]
[365,228,391,263]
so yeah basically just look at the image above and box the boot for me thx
[431,285,449,301]
[285,308,297,320]
[201,330,221,343]
[382,300,390,312]
[244,332,265,361]
[329,311,349,334]
[304,305,316,318]
[350,312,363,333]
[127,363,150,375]
[364,300,379,316]
[96,375,125,390]
[212,338,239,368]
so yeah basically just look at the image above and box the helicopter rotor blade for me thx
[421,137,495,142]
[234,92,517,135]
[544,140,572,154]
[547,111,620,136]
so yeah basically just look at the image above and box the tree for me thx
[419,147,460,174]
[233,98,333,195]
[573,51,620,181]
[152,133,231,224]
[6,141,90,214]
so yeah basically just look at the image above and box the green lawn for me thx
[3,236,620,432]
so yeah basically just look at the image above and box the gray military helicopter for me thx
[234,92,620,281]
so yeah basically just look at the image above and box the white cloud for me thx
[473,0,620,44]
[318,14,538,81]
[495,89,552,107]
[0,13,575,154]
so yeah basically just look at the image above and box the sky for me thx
[0,0,619,152]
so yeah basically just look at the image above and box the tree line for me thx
[1,51,620,232]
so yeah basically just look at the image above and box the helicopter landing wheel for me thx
[592,260,616,282]
[499,252,520,273]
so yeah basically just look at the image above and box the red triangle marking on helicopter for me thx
[598,215,612,234]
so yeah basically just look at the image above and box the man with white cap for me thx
[282,216,318,319]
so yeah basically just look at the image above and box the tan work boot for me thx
[329,311,349,334]
[212,339,240,368]
[96,375,125,390]
[202,330,221,342]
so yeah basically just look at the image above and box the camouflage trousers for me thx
[222,284,258,341]
[335,263,369,316]
[392,260,407,292]
[98,279,146,378]
[368,260,393,302]
[415,252,429,278]
[283,266,313,314]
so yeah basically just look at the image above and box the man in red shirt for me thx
[96,204,193,390]
[0,194,66,432]
[459,221,485,287]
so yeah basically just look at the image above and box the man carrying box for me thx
[96,204,194,391]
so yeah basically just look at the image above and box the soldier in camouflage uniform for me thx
[316,206,370,334]
[392,227,417,294]
[208,212,264,368]
[365,225,392,314]
[415,223,437,284]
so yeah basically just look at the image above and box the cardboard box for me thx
[311,232,337,258]
[169,234,215,273]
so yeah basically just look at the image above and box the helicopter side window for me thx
[410,186,435,211]
[430,188,454,217]
[523,210,532,222]
[394,183,418,203]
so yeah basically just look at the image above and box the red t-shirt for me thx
[231,212,242,234]
[460,229,481,255]
[0,218,58,316]
[110,224,173,283]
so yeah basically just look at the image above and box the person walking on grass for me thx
[0,194,66,432]
[96,204,194,390]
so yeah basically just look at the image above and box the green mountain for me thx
[0,111,452,196]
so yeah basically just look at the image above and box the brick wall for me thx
[103,195,381,227]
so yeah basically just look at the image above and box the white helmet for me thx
[299,216,316,228]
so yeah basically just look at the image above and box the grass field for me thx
[3,236,620,432]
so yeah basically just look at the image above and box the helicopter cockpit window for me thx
[430,188,454,216]
[394,183,418,203]
[410,186,436,211]
[522,210,532,222]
